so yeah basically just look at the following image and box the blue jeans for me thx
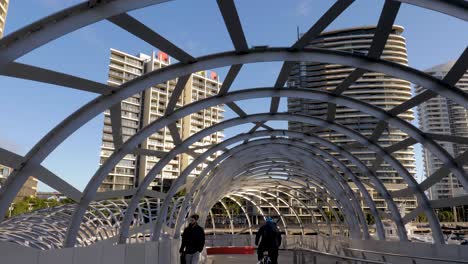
[185,252,200,264]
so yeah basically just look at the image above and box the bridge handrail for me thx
[343,247,468,263]
[291,247,390,264]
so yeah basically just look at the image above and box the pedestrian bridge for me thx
[0,0,467,263]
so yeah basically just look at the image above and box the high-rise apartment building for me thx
[0,0,8,38]
[287,26,417,212]
[0,0,38,202]
[0,165,38,202]
[99,49,224,192]
[416,62,468,200]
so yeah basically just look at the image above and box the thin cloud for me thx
[0,138,25,154]
[186,39,201,53]
[78,27,107,50]
[296,0,312,17]
[39,0,107,50]
[39,0,81,10]
[177,31,207,55]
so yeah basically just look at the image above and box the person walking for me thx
[255,217,282,264]
[180,214,205,264]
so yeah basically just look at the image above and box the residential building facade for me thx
[287,26,417,213]
[0,0,8,37]
[416,61,468,200]
[99,49,224,192]
[0,165,38,202]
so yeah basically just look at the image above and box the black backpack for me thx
[261,224,280,248]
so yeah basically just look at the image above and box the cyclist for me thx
[255,217,281,264]
[260,250,272,264]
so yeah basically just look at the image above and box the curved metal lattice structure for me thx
[0,0,467,251]
[0,198,160,249]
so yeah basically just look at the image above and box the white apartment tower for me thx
[287,26,417,212]
[0,1,38,201]
[0,0,8,37]
[416,62,468,200]
[99,49,224,192]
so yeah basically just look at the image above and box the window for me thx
[1,167,9,176]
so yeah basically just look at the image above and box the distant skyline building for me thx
[0,165,38,202]
[99,49,224,192]
[36,191,64,201]
[0,0,37,202]
[287,25,417,212]
[0,0,8,37]
[416,62,468,200]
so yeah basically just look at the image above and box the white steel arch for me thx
[0,0,466,253]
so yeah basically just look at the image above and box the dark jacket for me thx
[180,224,205,254]
[255,222,282,250]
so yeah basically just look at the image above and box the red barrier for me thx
[206,246,255,255]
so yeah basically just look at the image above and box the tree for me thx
[222,198,240,216]
[174,189,187,199]
[323,210,344,222]
[365,212,375,225]
[437,210,454,222]
[416,213,428,222]
[7,196,74,218]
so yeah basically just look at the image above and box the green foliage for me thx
[323,210,344,222]
[60,198,75,204]
[437,209,454,222]
[221,198,241,216]
[174,189,187,199]
[7,196,74,218]
[365,212,375,225]
[416,213,428,222]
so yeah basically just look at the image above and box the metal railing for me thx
[206,234,468,264]
[291,247,389,264]
[343,247,468,264]
[291,246,468,264]
[205,234,254,247]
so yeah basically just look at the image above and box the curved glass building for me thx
[288,26,416,212]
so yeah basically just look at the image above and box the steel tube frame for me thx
[179,144,344,245]
[231,192,289,236]
[236,181,341,240]
[56,87,460,244]
[2,47,466,224]
[104,110,436,244]
[249,190,305,236]
[166,141,363,240]
[57,89,446,244]
[218,200,235,235]
[138,106,438,240]
[233,180,331,249]
[176,139,357,236]
[233,169,355,238]
[244,177,347,236]
[0,0,466,250]
[165,131,406,242]
[178,142,357,241]
[223,141,396,240]
[225,196,253,236]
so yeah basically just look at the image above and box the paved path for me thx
[207,251,294,264]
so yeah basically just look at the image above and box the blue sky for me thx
[0,0,467,191]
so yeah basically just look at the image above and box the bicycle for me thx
[258,251,272,264]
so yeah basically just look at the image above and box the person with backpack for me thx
[180,214,205,264]
[255,217,282,264]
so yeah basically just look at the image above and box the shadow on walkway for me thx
[207,251,293,263]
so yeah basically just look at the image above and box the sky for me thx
[0,0,467,192]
